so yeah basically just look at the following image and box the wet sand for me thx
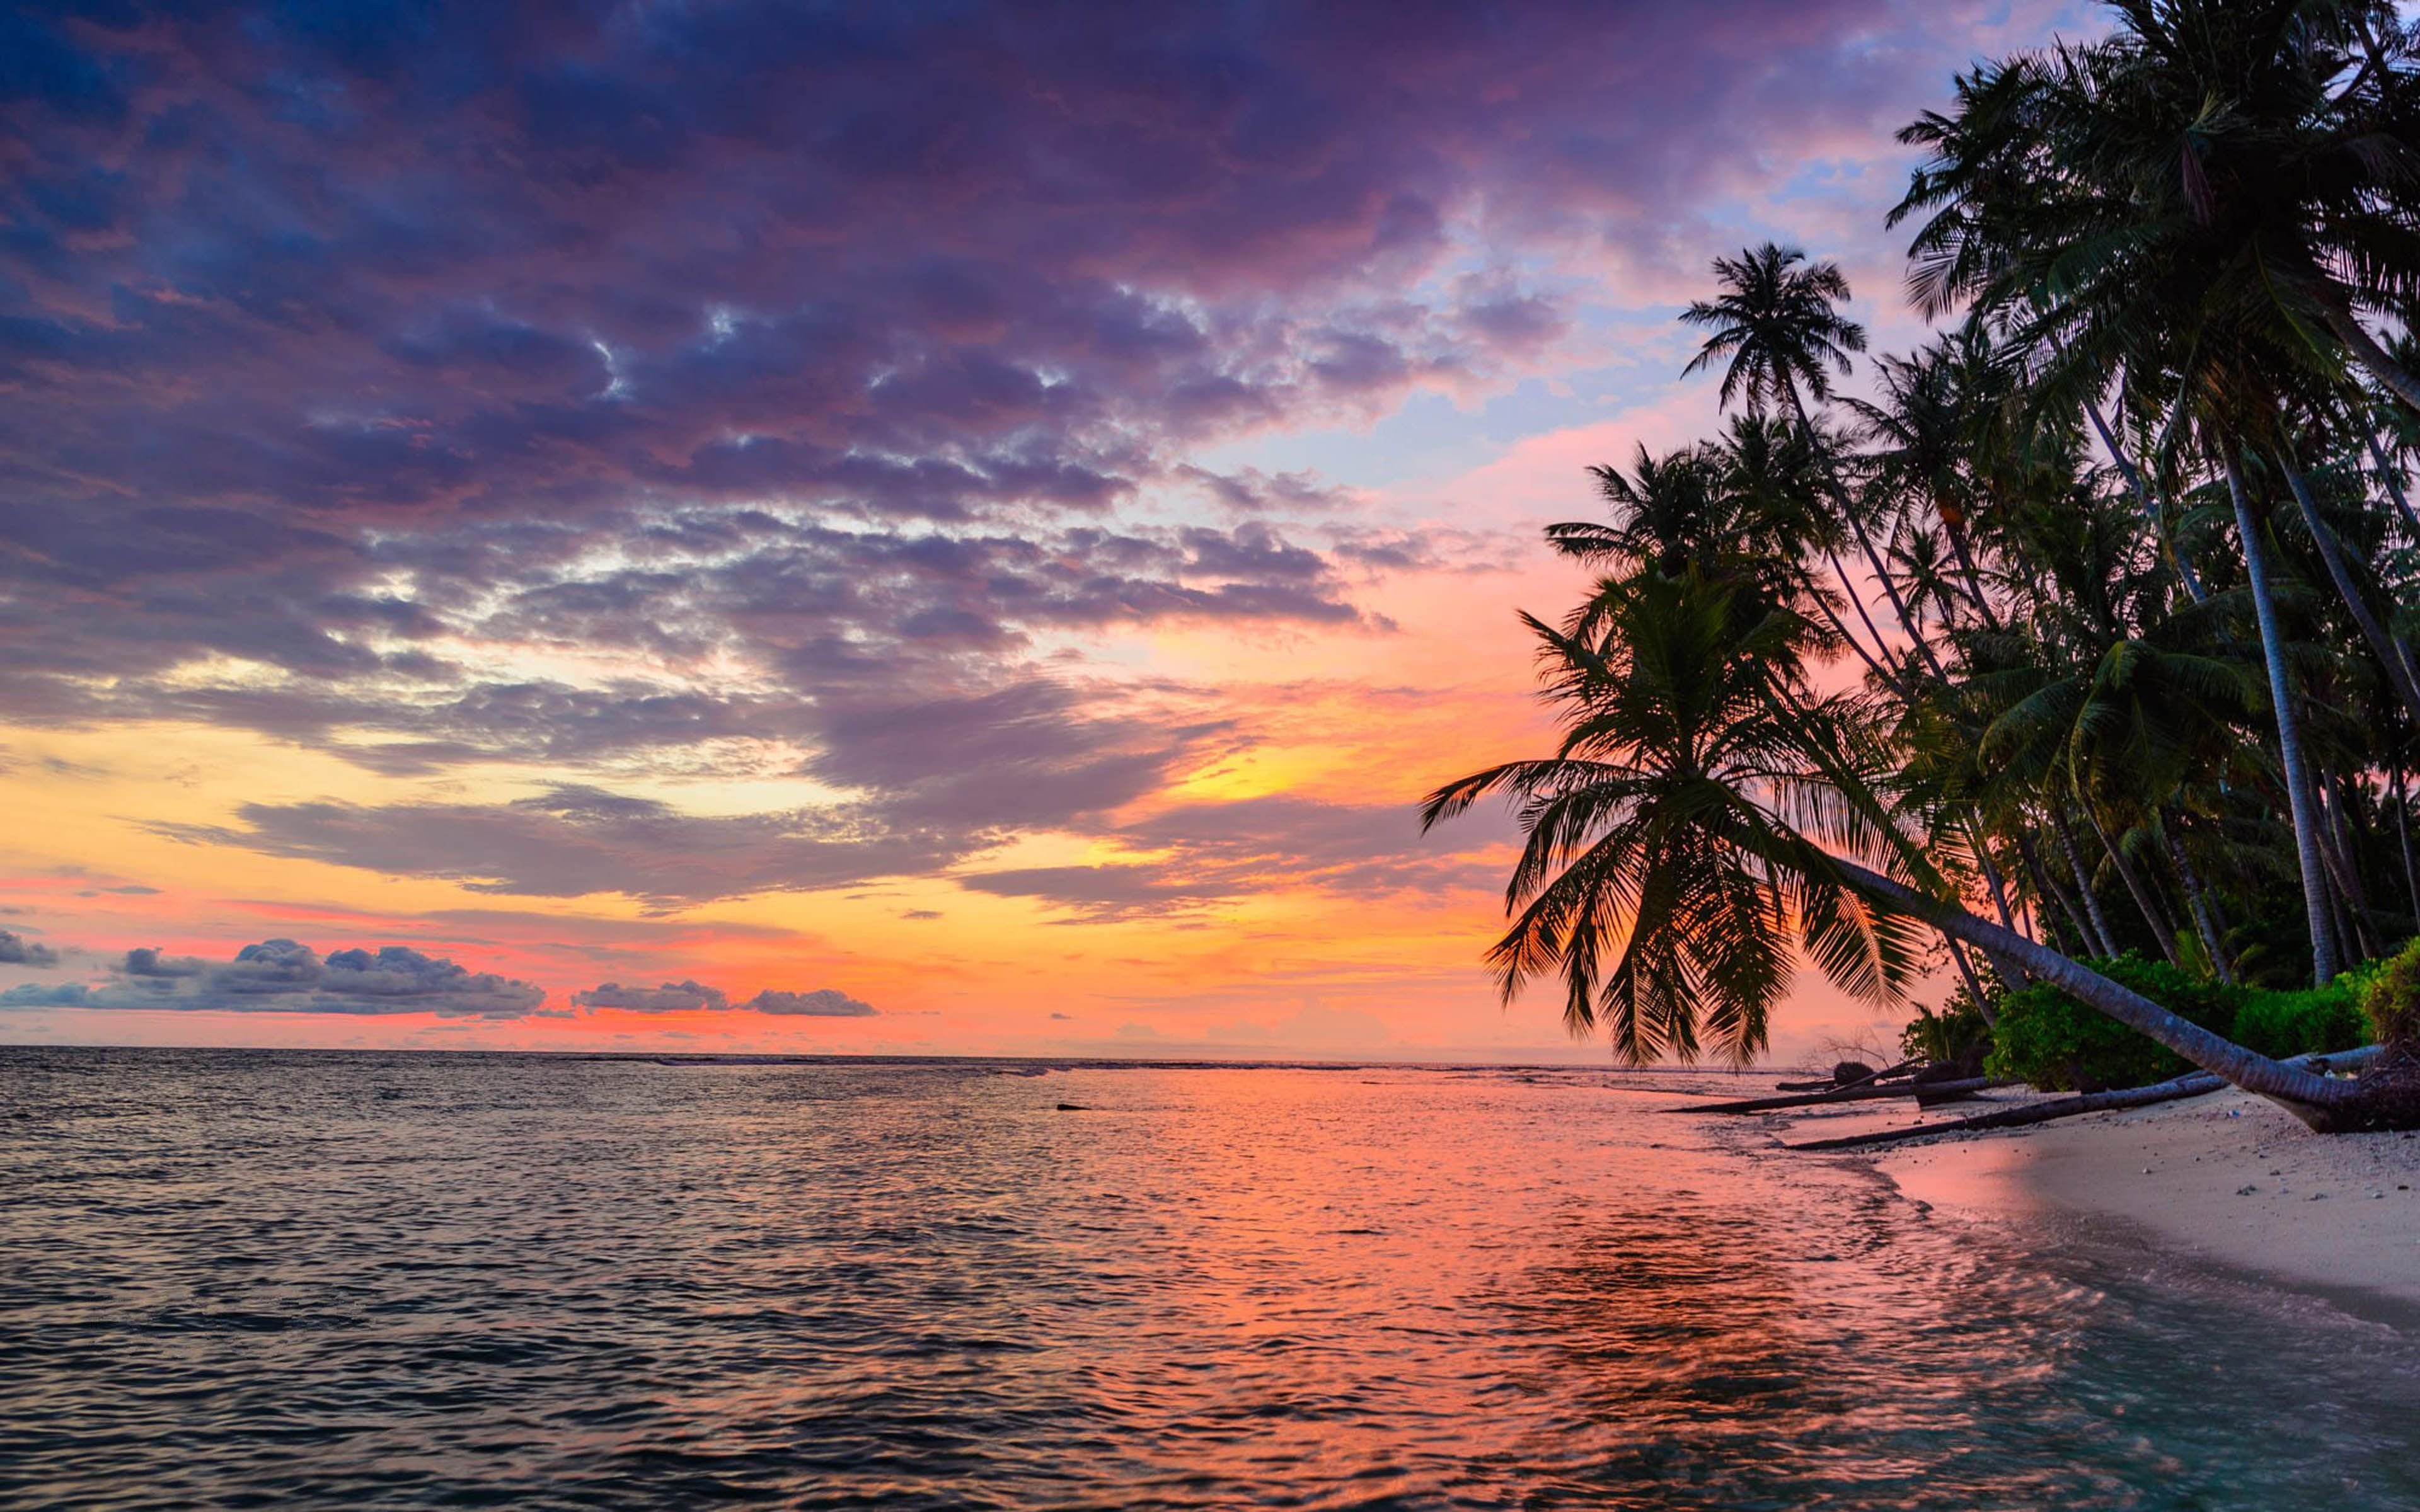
[1865,1088,2420,1309]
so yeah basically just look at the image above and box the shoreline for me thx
[1841,1087,2420,1313]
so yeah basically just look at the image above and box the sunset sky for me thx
[0,1,2096,1061]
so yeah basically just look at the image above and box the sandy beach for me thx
[1855,1089,2420,1309]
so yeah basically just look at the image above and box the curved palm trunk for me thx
[2082,807,2179,966]
[2225,451,2341,984]
[2322,305,2420,418]
[1826,856,2357,1124]
[2050,809,2119,956]
[2276,452,2420,727]
[1784,388,1954,687]
[2087,392,2209,605]
[2363,433,2420,544]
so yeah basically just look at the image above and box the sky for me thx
[0,0,2097,1063]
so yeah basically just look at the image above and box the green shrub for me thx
[1899,982,1993,1075]
[2229,979,2370,1059]
[2361,938,2420,1046]
[1985,954,2243,1092]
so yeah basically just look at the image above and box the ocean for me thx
[3,1046,2416,1509]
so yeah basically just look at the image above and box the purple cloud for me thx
[1,939,544,1018]
[1,0,2044,903]
[0,930,59,968]
[742,988,877,1018]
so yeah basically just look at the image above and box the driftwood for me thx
[1663,1076,2011,1115]
[1785,1046,2384,1152]
[1775,1058,1918,1093]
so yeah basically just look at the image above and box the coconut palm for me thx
[1420,570,1923,1063]
[1886,4,2420,982]
[1894,0,2420,413]
[1681,245,1951,686]
[1847,333,2001,626]
[1427,567,2415,1128]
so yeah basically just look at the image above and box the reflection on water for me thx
[2,1047,2415,1509]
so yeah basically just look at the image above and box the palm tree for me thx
[1547,444,1729,580]
[1886,6,2420,983]
[1420,570,1922,1062]
[1427,568,2415,1130]
[1681,245,1951,687]
[1847,333,2001,626]
[1894,0,2420,413]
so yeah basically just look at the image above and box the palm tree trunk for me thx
[1932,495,2001,629]
[2225,450,2341,984]
[2365,433,2420,544]
[2322,304,2420,418]
[1964,816,2020,934]
[2276,451,2420,728]
[2396,758,2420,925]
[2051,809,2119,956]
[2087,392,2208,604]
[1945,937,1997,1027]
[2083,807,2180,965]
[2320,776,2381,961]
[1828,856,2356,1123]
[2016,828,2095,955]
[2162,820,2235,984]
[1786,387,1954,687]
[1799,566,1910,697]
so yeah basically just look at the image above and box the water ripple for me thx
[1,1047,2416,1509]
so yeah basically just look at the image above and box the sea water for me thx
[2,1046,2415,1509]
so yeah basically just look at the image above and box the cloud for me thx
[0,931,59,968]
[567,978,875,1017]
[958,793,1511,919]
[0,939,544,1018]
[0,0,2074,926]
[2,3,2029,714]
[742,988,877,1017]
[156,785,980,905]
[572,979,729,1013]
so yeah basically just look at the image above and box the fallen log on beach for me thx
[1662,1076,2011,1114]
[1783,1047,2383,1152]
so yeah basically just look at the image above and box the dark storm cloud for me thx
[0,939,544,1017]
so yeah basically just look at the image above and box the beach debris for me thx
[1054,1102,1092,1111]
[1784,1046,2386,1153]
[1774,1058,1915,1093]
[2237,1184,2258,1194]
[1669,1075,2006,1115]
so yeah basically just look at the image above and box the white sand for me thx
[1859,1088,2420,1307]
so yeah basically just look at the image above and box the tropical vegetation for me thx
[1427,0,2420,1131]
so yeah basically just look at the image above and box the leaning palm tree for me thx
[1426,566,2418,1130]
[1421,570,1924,1063]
